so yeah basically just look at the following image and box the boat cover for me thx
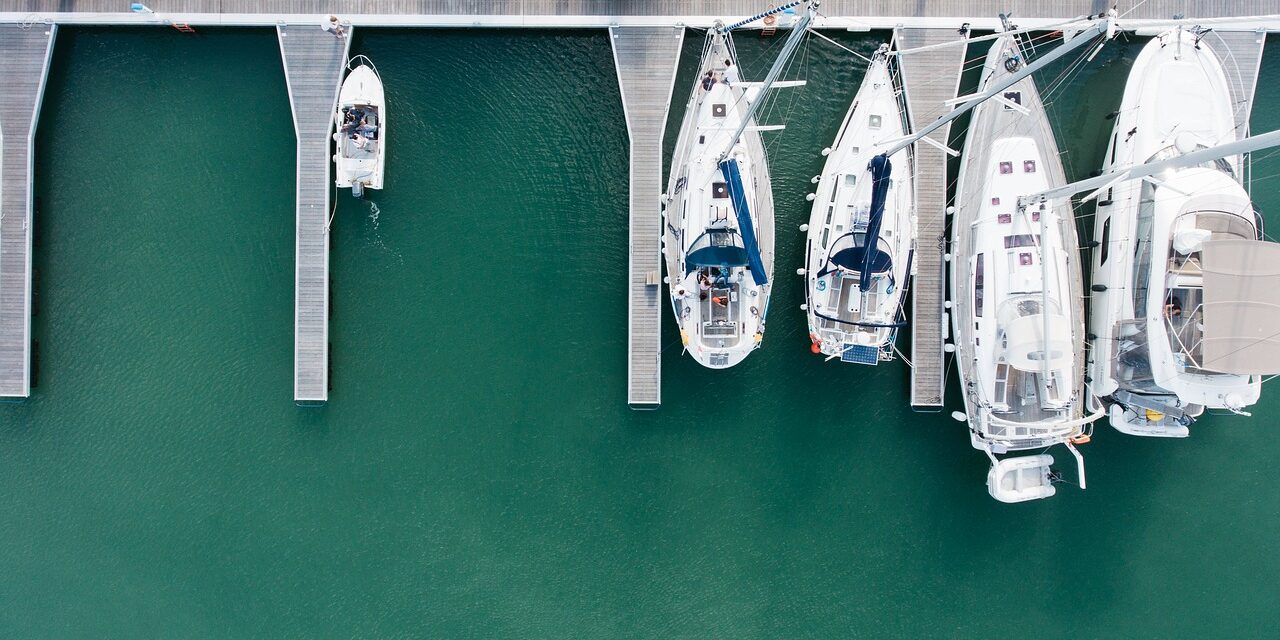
[1003,313,1072,372]
[1200,238,1280,374]
[719,158,769,286]
[822,233,892,277]
[860,153,892,291]
[687,246,751,271]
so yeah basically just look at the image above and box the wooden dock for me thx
[5,1,1280,27]
[896,28,964,410]
[0,24,55,399]
[279,23,350,404]
[1205,30,1266,182]
[610,26,683,409]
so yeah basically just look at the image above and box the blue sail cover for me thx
[860,153,892,291]
[718,158,769,286]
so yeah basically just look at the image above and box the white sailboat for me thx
[664,3,812,369]
[333,55,385,198]
[951,27,1101,503]
[803,44,916,365]
[1087,27,1280,436]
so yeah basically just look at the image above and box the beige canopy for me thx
[1200,239,1280,375]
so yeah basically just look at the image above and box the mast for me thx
[881,16,1112,158]
[717,1,816,162]
[1018,128,1280,207]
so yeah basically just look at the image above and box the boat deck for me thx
[0,24,56,399]
[610,26,683,408]
[896,27,965,410]
[951,35,1083,426]
[279,23,350,404]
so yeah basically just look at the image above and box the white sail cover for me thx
[1201,239,1280,374]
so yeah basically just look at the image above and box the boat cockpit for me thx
[988,296,1073,428]
[339,104,380,158]
[814,232,895,326]
[1161,208,1256,373]
[682,229,752,346]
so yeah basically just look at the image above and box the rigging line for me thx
[1119,0,1152,20]
[891,16,1098,56]
[764,35,801,153]
[901,29,1067,97]
[806,27,872,63]
[893,344,914,368]
[762,28,811,156]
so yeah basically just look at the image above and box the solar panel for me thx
[841,344,880,365]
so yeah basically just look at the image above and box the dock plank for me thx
[896,27,964,409]
[611,26,682,408]
[1205,29,1265,182]
[0,24,55,399]
[3,1,1280,20]
[279,23,349,403]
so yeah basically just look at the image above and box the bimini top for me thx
[1002,313,1072,372]
[686,229,750,273]
[1200,238,1280,375]
[819,232,892,278]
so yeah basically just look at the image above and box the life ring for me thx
[763,14,778,26]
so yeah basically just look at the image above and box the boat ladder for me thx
[171,22,196,33]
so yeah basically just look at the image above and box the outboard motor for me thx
[352,181,365,200]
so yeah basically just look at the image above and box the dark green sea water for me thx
[0,27,1277,638]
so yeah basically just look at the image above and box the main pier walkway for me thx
[0,24,55,399]
[279,24,349,404]
[2,1,1280,27]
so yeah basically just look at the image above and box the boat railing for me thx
[1166,300,1209,371]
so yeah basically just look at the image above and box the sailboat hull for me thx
[950,35,1087,485]
[664,32,775,369]
[804,50,915,364]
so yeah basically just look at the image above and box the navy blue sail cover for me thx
[718,158,769,286]
[860,153,892,291]
[686,229,750,274]
[828,239,892,275]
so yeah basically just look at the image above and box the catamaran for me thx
[802,44,916,365]
[334,55,385,198]
[1087,27,1280,436]
[663,3,812,369]
[950,26,1103,503]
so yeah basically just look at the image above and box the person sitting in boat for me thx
[701,70,716,91]
[1165,296,1183,318]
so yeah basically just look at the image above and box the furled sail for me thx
[860,153,892,291]
[719,158,768,286]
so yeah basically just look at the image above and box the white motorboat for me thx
[333,55,385,198]
[803,44,915,365]
[951,32,1092,503]
[1087,28,1280,436]
[664,4,811,369]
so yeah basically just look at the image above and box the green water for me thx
[0,27,1277,638]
